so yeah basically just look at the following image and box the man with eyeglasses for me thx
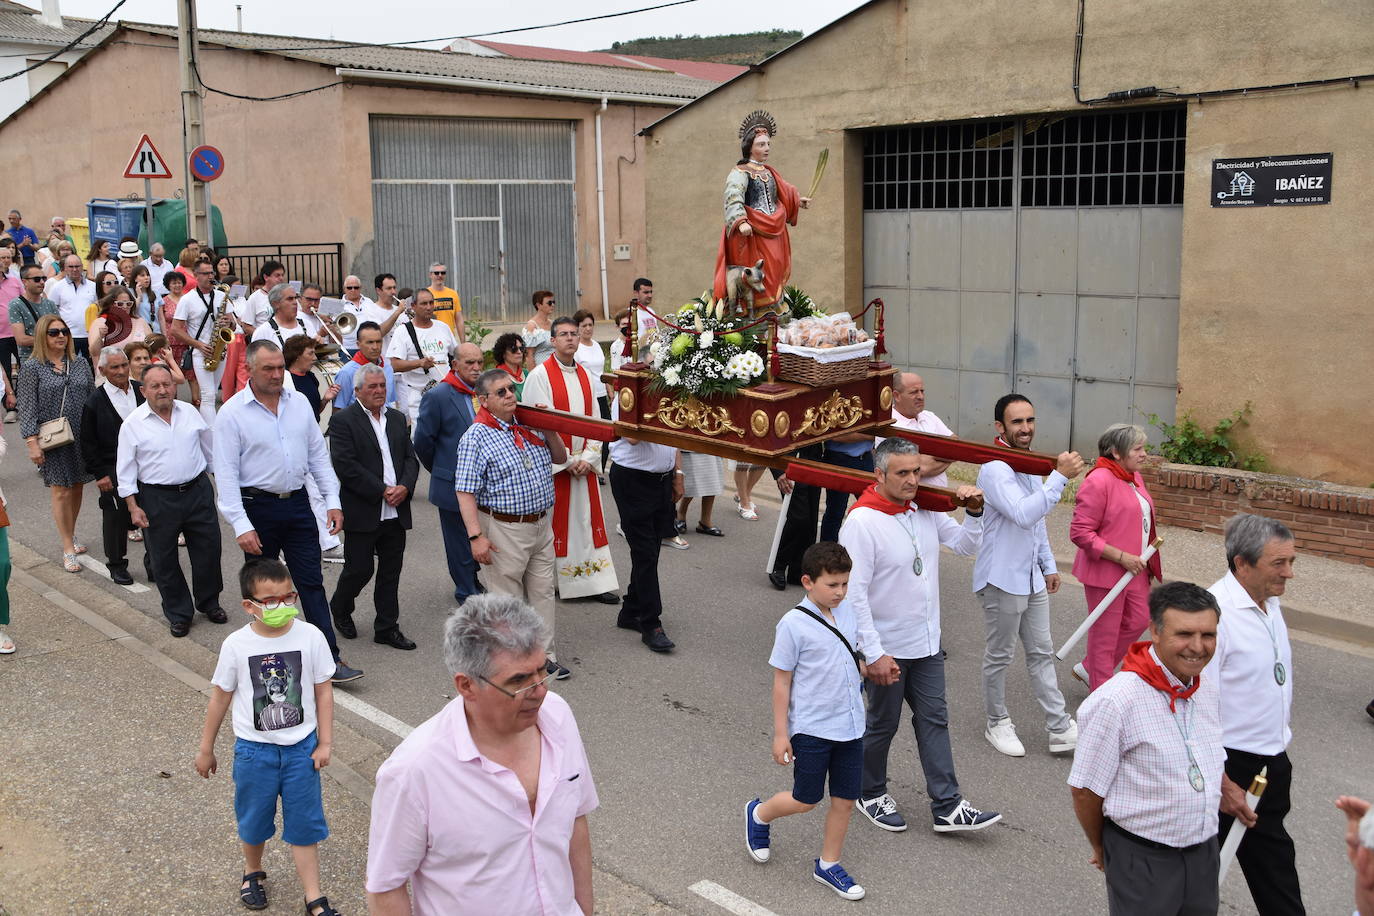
[251,283,328,349]
[367,594,597,916]
[172,261,231,426]
[8,264,58,362]
[426,261,465,343]
[117,363,225,637]
[338,275,372,351]
[48,254,96,360]
[455,369,570,678]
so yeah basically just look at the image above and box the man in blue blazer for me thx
[413,342,486,603]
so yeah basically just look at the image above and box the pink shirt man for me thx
[366,691,598,915]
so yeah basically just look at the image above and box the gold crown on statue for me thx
[738,109,779,140]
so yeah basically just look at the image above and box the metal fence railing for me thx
[218,243,345,296]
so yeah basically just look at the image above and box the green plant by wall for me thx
[1145,403,1265,471]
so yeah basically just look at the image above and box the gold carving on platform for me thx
[618,387,635,413]
[750,410,769,437]
[879,385,893,410]
[791,391,871,440]
[774,411,790,438]
[645,397,746,438]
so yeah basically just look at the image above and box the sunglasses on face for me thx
[344,285,360,290]
[47,327,70,337]
[431,270,446,275]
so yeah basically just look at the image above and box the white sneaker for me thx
[1048,718,1078,754]
[0,627,14,654]
[1071,662,1089,686]
[985,719,1026,757]
[322,545,345,564]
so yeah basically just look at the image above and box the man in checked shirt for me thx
[1069,581,1226,916]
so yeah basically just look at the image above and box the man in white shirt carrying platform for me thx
[976,393,1085,758]
[117,363,224,637]
[386,287,455,424]
[1206,514,1306,916]
[840,437,1001,835]
[877,371,955,488]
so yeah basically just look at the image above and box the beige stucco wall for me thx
[644,0,1374,484]
[0,32,668,318]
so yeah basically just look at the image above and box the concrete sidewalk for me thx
[0,539,671,916]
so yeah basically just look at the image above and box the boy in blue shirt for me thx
[196,558,341,916]
[746,542,869,900]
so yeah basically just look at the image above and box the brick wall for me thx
[1139,457,1374,568]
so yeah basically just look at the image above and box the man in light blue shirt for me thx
[975,393,1083,758]
[332,321,396,410]
[213,338,363,684]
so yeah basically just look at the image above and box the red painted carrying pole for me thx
[884,428,1057,476]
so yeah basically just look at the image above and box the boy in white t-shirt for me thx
[196,558,341,916]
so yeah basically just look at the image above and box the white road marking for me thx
[76,554,152,592]
[688,881,781,916]
[332,690,415,739]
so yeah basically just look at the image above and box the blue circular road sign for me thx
[189,145,225,182]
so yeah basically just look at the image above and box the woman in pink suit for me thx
[1070,423,1163,689]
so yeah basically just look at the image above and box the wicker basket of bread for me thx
[775,313,875,386]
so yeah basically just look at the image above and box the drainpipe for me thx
[40,0,62,29]
[595,96,610,319]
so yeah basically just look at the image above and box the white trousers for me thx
[191,356,224,427]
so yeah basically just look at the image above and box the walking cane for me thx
[1055,537,1163,660]
[1219,768,1268,884]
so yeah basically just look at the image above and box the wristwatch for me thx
[468,532,481,541]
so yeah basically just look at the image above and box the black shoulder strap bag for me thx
[791,604,864,674]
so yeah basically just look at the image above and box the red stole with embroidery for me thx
[542,356,608,557]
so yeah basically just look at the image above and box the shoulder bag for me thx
[791,604,864,674]
[37,364,74,451]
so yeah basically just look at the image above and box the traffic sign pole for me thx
[144,178,154,251]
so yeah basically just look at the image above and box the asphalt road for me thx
[3,438,1371,916]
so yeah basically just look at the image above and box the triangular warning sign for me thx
[124,134,173,179]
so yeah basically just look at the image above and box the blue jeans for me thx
[232,732,328,846]
[241,489,339,660]
[819,449,874,543]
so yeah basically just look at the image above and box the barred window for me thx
[863,107,1185,210]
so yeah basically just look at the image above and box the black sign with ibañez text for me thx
[1211,153,1333,207]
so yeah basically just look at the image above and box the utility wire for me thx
[0,0,128,82]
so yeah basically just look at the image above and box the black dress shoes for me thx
[202,606,228,624]
[333,614,358,639]
[768,570,787,591]
[374,629,417,650]
[169,620,191,637]
[591,592,620,605]
[615,617,640,631]
[642,628,675,652]
[110,568,134,586]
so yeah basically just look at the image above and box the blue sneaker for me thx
[745,798,770,863]
[813,860,865,900]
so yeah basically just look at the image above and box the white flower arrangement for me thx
[645,290,768,398]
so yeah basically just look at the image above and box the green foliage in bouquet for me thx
[646,290,769,398]
[781,286,824,320]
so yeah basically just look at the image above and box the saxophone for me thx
[202,283,236,371]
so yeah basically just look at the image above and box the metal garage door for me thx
[370,116,577,324]
[862,108,1184,455]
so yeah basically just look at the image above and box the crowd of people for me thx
[1,207,1368,915]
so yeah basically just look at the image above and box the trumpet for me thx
[202,283,236,371]
[320,311,355,351]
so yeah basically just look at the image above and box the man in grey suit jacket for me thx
[413,342,485,603]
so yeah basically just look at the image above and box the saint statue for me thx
[713,110,811,311]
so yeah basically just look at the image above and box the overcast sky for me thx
[53,0,869,52]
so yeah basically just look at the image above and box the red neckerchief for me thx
[474,406,546,450]
[541,355,608,555]
[1091,456,1136,483]
[849,483,913,516]
[994,436,1012,448]
[442,369,476,396]
[350,351,370,367]
[501,364,524,383]
[1120,642,1200,712]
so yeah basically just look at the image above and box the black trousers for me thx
[596,396,611,472]
[139,475,222,625]
[1217,749,1305,915]
[99,492,153,578]
[242,489,339,659]
[609,463,673,633]
[329,518,406,636]
[772,445,824,584]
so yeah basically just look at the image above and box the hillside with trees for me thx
[603,30,802,65]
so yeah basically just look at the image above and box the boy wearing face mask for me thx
[195,558,343,916]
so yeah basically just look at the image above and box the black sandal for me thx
[695,523,724,537]
[305,895,340,916]
[240,871,268,910]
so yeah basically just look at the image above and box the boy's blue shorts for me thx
[232,731,328,846]
[790,734,863,805]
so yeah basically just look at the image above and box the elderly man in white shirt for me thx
[213,338,362,684]
[877,371,955,488]
[117,362,223,637]
[141,243,175,297]
[1205,513,1305,916]
[338,274,372,352]
[840,437,1001,835]
[976,393,1085,758]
